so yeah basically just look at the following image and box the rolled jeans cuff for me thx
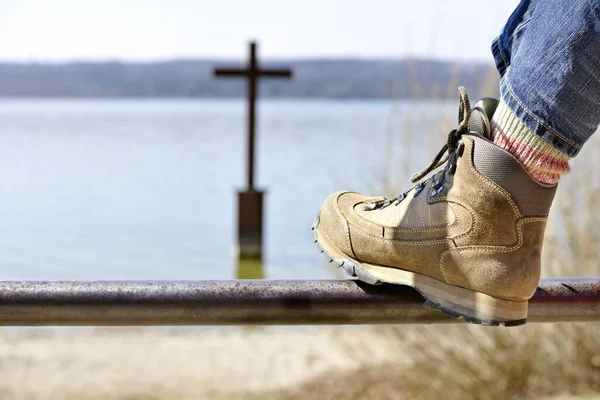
[497,78,582,158]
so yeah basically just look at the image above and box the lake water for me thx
[0,99,455,280]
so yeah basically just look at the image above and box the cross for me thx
[214,41,293,190]
[213,41,293,261]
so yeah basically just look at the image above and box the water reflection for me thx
[236,257,264,279]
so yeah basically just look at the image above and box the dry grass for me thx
[271,323,599,400]
[259,323,599,400]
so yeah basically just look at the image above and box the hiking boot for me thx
[313,87,557,326]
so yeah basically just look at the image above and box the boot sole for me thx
[312,218,527,327]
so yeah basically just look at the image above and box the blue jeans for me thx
[492,0,600,157]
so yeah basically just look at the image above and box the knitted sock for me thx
[490,101,570,185]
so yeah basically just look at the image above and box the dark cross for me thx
[213,41,293,261]
[214,41,292,190]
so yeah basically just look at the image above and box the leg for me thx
[491,0,600,183]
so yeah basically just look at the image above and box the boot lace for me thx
[364,87,472,211]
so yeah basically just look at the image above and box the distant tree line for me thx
[0,59,498,100]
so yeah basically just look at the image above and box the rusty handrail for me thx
[0,278,597,326]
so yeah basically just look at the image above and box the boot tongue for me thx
[467,98,499,139]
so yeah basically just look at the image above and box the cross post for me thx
[213,41,293,261]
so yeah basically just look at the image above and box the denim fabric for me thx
[491,0,600,157]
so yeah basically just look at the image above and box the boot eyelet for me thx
[363,202,377,211]
[431,186,445,197]
[448,162,457,175]
[394,193,406,205]
[414,183,425,197]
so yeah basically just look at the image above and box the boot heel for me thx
[359,261,528,326]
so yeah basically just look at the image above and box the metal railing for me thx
[0,278,597,326]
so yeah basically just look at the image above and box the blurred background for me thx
[0,1,598,399]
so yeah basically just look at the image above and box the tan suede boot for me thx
[313,87,557,326]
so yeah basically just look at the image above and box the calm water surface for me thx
[0,99,454,280]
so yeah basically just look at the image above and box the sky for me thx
[0,0,520,62]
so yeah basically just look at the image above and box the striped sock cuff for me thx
[490,101,570,185]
